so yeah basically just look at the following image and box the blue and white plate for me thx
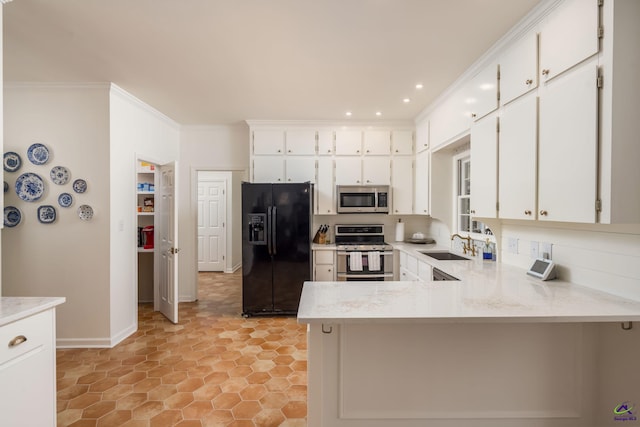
[37,205,57,224]
[3,152,22,172]
[58,192,73,208]
[4,206,22,228]
[50,166,70,185]
[78,204,94,221]
[27,143,50,165]
[15,172,45,202]
[73,178,87,194]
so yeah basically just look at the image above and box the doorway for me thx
[197,171,228,272]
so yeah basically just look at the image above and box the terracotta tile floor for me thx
[56,271,308,427]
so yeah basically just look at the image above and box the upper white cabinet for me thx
[500,31,538,105]
[468,61,499,121]
[253,129,285,155]
[392,157,413,214]
[414,150,429,215]
[335,157,362,185]
[538,59,598,223]
[539,0,599,82]
[285,157,316,183]
[253,156,284,182]
[415,121,429,153]
[469,113,498,218]
[317,130,334,155]
[392,130,414,155]
[498,93,538,221]
[362,157,390,185]
[335,130,362,155]
[316,157,335,214]
[430,85,471,149]
[285,130,316,155]
[363,130,391,155]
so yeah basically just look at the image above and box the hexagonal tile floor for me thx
[56,271,307,426]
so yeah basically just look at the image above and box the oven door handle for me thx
[337,251,394,256]
[337,273,394,279]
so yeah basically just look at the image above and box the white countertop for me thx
[298,243,640,324]
[0,297,66,327]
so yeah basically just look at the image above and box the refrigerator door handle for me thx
[272,206,277,255]
[266,206,273,255]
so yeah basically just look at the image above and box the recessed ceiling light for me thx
[403,98,411,103]
[345,111,352,116]
[415,83,423,89]
[375,111,382,116]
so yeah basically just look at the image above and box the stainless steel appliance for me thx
[335,224,393,281]
[336,185,390,214]
[242,182,313,316]
[432,267,460,281]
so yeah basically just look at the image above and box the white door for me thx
[198,177,226,272]
[157,161,179,323]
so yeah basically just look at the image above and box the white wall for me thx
[3,84,112,343]
[109,85,180,345]
[178,125,249,301]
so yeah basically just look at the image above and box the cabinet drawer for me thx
[0,310,53,366]
[315,250,335,265]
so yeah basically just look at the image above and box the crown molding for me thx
[245,119,414,129]
[110,83,180,130]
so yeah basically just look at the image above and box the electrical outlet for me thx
[530,241,540,259]
[540,242,553,259]
[507,237,519,254]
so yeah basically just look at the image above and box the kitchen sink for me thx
[419,251,470,261]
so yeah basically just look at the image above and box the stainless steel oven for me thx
[334,224,394,281]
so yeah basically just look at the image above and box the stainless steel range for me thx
[335,224,394,281]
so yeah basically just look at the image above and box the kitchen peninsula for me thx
[298,258,640,427]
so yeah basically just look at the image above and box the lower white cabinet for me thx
[313,249,336,281]
[398,250,431,282]
[0,308,58,427]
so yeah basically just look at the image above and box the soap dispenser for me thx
[483,239,492,260]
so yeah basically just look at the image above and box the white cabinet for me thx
[499,93,538,220]
[392,130,414,155]
[285,157,316,183]
[0,308,58,427]
[335,157,362,185]
[539,0,599,82]
[316,157,335,215]
[313,249,335,281]
[417,260,432,281]
[317,130,334,155]
[470,113,498,218]
[415,120,429,153]
[538,59,598,223]
[429,86,471,148]
[335,130,362,155]
[285,130,316,155]
[500,31,538,105]
[253,129,285,155]
[398,251,431,282]
[363,130,390,155]
[253,156,284,182]
[391,157,413,214]
[362,157,390,185]
[468,61,499,121]
[414,150,429,215]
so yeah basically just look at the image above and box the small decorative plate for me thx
[50,166,70,185]
[15,172,45,202]
[78,204,94,221]
[27,143,50,165]
[73,179,87,193]
[3,152,22,172]
[58,192,73,208]
[4,206,22,228]
[37,205,57,224]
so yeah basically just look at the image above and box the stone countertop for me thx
[298,243,640,323]
[0,297,66,327]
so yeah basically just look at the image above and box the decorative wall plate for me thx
[73,179,87,193]
[4,206,22,228]
[37,205,57,224]
[3,152,22,172]
[50,166,70,185]
[15,172,45,202]
[27,143,50,165]
[58,192,73,208]
[78,204,94,221]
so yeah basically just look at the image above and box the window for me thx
[454,152,487,235]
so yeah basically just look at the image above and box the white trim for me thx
[110,83,180,130]
[56,321,136,348]
[4,82,111,90]
[246,119,414,129]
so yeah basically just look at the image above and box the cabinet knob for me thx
[366,150,370,153]
[471,113,477,118]
[356,180,360,183]
[470,209,476,214]
[356,150,360,153]
[395,149,399,153]
[288,149,292,153]
[8,335,27,347]
[277,178,281,181]
[524,210,532,215]
[541,69,550,76]
[540,210,548,216]
[525,79,533,85]
[288,178,291,181]
[277,149,282,153]
[327,149,331,153]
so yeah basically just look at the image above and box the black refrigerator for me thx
[241,182,313,316]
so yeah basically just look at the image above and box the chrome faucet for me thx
[451,233,476,256]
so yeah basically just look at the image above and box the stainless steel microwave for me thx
[336,185,390,214]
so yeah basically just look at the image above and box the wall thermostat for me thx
[527,258,556,281]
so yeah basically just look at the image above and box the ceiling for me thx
[3,0,541,126]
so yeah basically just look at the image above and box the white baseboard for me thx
[57,322,137,349]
